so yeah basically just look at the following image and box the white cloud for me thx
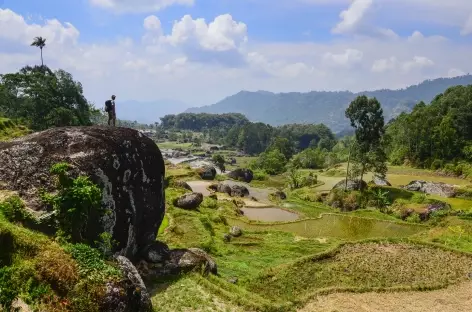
[371,57,398,73]
[88,0,194,13]
[448,68,466,77]
[407,31,446,43]
[461,13,472,35]
[401,56,434,72]
[331,0,397,38]
[323,49,364,67]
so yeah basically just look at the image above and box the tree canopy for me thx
[0,65,96,130]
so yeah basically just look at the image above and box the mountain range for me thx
[115,99,191,124]
[185,75,472,133]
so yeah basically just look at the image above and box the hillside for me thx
[185,75,472,132]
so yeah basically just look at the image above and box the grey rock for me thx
[198,166,217,180]
[173,192,204,210]
[372,175,392,186]
[332,179,367,191]
[404,180,457,198]
[230,226,242,237]
[228,168,254,183]
[231,185,250,197]
[173,180,192,191]
[141,241,170,263]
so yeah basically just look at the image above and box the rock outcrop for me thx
[228,168,254,183]
[404,180,457,198]
[173,192,204,210]
[371,176,392,186]
[198,166,217,180]
[332,179,367,191]
[209,183,232,196]
[270,190,287,200]
[173,180,192,191]
[0,126,165,260]
[103,256,153,312]
[231,185,250,197]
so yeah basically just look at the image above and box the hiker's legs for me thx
[112,111,116,127]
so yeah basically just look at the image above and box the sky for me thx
[0,0,471,107]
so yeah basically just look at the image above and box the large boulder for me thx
[332,179,367,191]
[209,183,232,196]
[404,180,457,198]
[173,180,192,191]
[173,192,203,210]
[198,166,217,180]
[0,126,165,260]
[228,168,254,183]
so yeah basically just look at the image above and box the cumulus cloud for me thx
[323,49,364,67]
[88,0,194,13]
[371,57,398,73]
[371,55,434,73]
[461,13,472,35]
[331,0,397,38]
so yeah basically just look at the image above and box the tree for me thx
[266,137,295,159]
[345,95,387,188]
[31,36,47,66]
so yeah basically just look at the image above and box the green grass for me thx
[158,214,169,235]
[0,118,31,141]
[157,141,193,150]
[248,241,472,305]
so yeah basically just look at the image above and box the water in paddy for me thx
[230,214,425,240]
[241,207,299,222]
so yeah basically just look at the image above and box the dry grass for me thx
[248,242,472,304]
[299,282,472,312]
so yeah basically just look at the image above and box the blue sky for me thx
[0,0,471,106]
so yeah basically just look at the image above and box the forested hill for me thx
[185,75,472,132]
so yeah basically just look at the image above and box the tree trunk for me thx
[40,48,44,66]
[344,142,353,192]
[359,164,365,191]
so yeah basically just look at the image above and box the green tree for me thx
[251,149,287,175]
[31,36,46,66]
[345,95,387,188]
[266,137,295,159]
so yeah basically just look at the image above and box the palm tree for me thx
[31,36,47,66]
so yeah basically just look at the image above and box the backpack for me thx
[105,100,112,112]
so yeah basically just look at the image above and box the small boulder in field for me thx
[141,241,170,263]
[167,248,217,275]
[173,180,192,191]
[419,201,450,221]
[404,180,456,198]
[271,190,287,200]
[230,226,243,237]
[231,185,250,197]
[198,166,217,180]
[371,176,392,186]
[210,183,232,196]
[223,234,232,242]
[173,192,204,210]
[228,168,254,183]
[332,179,367,191]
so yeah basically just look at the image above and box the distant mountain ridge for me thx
[184,75,472,132]
[113,99,190,124]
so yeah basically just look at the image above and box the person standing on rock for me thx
[105,95,117,127]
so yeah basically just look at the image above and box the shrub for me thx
[411,193,427,204]
[406,213,421,223]
[41,162,103,243]
[430,159,444,170]
[0,195,36,224]
[252,169,268,181]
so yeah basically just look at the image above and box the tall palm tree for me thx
[31,36,47,66]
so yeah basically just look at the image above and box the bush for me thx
[252,169,268,181]
[411,193,427,204]
[40,162,103,243]
[406,213,421,223]
[430,159,444,170]
[0,195,36,224]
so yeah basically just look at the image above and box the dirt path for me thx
[186,181,212,196]
[299,282,472,312]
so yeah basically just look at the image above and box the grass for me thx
[0,118,31,141]
[158,141,193,150]
[158,214,169,235]
[247,240,472,305]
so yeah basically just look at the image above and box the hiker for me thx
[105,95,116,126]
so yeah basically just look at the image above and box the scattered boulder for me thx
[271,190,287,200]
[141,241,170,263]
[173,192,204,210]
[209,194,218,200]
[104,256,152,312]
[0,126,165,260]
[230,158,237,165]
[198,166,217,180]
[231,185,250,197]
[228,168,254,183]
[371,176,392,186]
[173,180,192,191]
[228,277,238,284]
[230,226,243,237]
[168,248,217,275]
[223,234,232,242]
[209,183,232,196]
[332,179,367,191]
[404,181,457,198]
